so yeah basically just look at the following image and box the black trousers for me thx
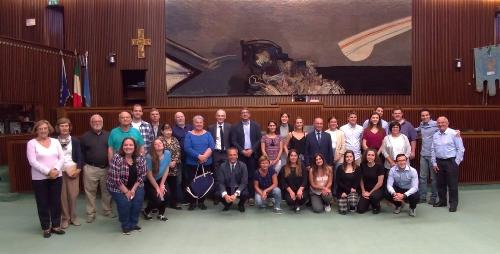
[240,155,257,197]
[389,186,419,209]
[145,180,169,215]
[166,175,178,207]
[357,188,384,213]
[32,177,62,230]
[437,158,459,208]
[218,187,249,207]
[284,189,309,208]
[212,150,227,172]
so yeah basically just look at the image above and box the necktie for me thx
[219,125,224,151]
[230,163,234,173]
[317,132,321,142]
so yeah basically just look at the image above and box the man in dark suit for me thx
[304,117,333,167]
[216,148,249,212]
[149,108,163,138]
[231,108,262,202]
[208,109,232,171]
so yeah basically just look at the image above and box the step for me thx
[0,181,10,193]
[0,192,21,202]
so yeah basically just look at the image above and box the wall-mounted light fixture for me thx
[455,58,462,71]
[107,53,117,65]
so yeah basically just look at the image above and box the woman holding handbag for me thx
[184,115,215,210]
[55,117,83,229]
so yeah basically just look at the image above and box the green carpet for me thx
[0,185,499,254]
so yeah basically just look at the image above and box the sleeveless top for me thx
[289,133,306,155]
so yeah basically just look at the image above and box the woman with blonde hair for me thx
[27,120,65,238]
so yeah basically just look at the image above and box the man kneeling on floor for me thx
[216,147,249,212]
[387,154,419,217]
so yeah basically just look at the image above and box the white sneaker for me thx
[324,205,332,212]
[295,206,301,212]
[273,207,283,214]
[393,206,401,214]
[409,208,416,217]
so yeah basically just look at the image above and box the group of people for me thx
[27,105,465,237]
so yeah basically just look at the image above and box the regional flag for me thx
[59,57,70,106]
[73,60,83,108]
[82,52,91,107]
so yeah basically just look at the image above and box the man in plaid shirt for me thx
[131,104,154,154]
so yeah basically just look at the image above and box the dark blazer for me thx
[278,123,294,136]
[208,122,232,151]
[216,160,248,195]
[152,122,163,138]
[71,137,84,169]
[304,130,333,167]
[231,120,262,158]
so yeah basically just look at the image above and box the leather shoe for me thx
[238,205,245,213]
[198,203,207,210]
[433,202,447,207]
[43,230,51,238]
[71,218,81,226]
[61,220,69,229]
[50,228,66,235]
[188,204,196,210]
[222,205,231,211]
[449,207,457,212]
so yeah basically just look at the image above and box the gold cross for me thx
[131,29,151,59]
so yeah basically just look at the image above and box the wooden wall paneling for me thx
[0,37,76,123]
[7,139,33,192]
[57,105,500,138]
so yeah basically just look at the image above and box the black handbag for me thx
[186,164,214,199]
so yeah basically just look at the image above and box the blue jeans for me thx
[419,156,438,201]
[255,187,281,209]
[111,187,144,231]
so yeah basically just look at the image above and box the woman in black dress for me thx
[279,149,309,212]
[357,148,385,214]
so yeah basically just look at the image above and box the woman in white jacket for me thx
[379,121,411,170]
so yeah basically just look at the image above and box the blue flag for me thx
[59,57,70,106]
[82,52,91,107]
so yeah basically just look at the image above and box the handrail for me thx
[0,36,76,58]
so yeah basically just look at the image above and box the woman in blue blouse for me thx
[184,115,215,210]
[143,138,171,221]
[107,137,147,235]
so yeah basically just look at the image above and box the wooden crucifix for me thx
[131,29,151,59]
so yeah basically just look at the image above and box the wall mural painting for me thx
[165,0,412,96]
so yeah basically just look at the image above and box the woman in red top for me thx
[362,112,386,151]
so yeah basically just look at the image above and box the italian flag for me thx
[73,60,83,108]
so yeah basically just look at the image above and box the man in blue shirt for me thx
[107,111,145,161]
[431,116,465,212]
[387,154,419,217]
[415,109,438,204]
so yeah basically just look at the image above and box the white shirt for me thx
[325,129,338,150]
[388,135,406,159]
[215,123,224,150]
[61,138,76,169]
[340,124,363,160]
[131,121,141,130]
